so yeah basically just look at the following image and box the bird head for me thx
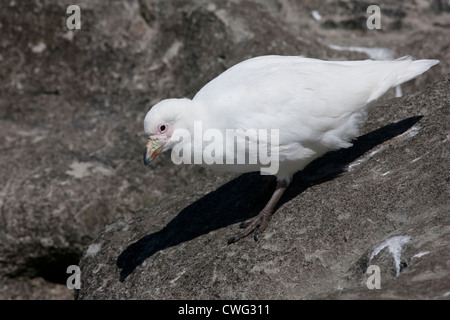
[143,98,192,166]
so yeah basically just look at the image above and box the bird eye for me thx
[159,124,167,133]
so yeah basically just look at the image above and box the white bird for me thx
[142,55,439,243]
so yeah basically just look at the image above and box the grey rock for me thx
[0,0,448,299]
[77,77,449,299]
[0,0,206,294]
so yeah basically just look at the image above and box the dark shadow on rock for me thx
[117,116,422,281]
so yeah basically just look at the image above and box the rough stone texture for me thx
[77,76,449,299]
[0,0,448,299]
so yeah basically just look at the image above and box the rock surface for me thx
[77,75,450,299]
[0,0,448,299]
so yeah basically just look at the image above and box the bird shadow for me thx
[117,116,422,281]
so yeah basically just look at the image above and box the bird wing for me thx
[192,55,436,160]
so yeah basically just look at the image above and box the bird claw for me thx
[228,181,286,244]
[239,220,250,229]
[227,236,236,245]
[227,211,271,244]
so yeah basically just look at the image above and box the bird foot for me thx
[227,209,272,244]
[227,179,288,244]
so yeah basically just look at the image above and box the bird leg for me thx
[228,180,289,244]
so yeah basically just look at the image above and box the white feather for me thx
[144,55,438,182]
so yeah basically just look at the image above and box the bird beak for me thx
[143,139,165,166]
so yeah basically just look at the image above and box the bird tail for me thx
[367,57,439,102]
[393,56,439,87]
